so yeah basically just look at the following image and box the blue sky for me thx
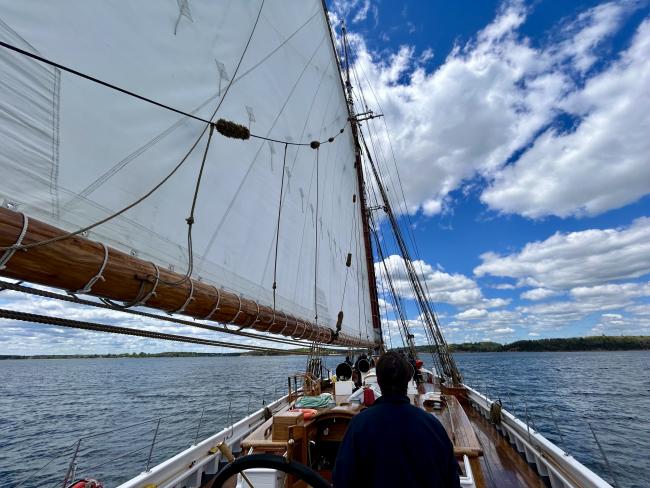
[1,0,649,354]
[332,0,650,346]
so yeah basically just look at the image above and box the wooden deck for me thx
[463,403,548,488]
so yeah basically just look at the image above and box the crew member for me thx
[333,351,460,487]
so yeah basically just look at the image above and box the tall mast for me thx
[321,4,383,351]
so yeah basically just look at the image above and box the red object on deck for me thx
[68,480,103,488]
[363,387,375,406]
[289,408,318,420]
[416,359,424,369]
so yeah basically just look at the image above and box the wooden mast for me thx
[0,208,372,348]
[321,3,383,351]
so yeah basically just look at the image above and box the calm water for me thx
[0,352,648,488]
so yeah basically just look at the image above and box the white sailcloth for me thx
[0,0,373,340]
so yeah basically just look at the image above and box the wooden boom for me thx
[0,208,371,348]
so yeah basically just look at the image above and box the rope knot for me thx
[185,216,195,225]
[310,140,320,149]
[215,118,250,140]
[328,137,334,143]
[340,128,345,134]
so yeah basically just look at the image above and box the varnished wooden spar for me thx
[0,208,371,347]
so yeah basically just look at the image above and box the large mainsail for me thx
[0,1,375,346]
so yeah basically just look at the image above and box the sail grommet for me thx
[169,279,195,315]
[72,242,109,294]
[310,141,320,149]
[203,286,222,321]
[0,212,29,270]
[215,119,250,140]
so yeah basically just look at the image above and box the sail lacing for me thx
[0,212,28,270]
[71,242,109,295]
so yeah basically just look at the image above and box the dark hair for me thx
[376,351,412,396]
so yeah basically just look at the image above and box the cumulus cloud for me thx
[376,254,507,309]
[338,1,648,218]
[520,287,559,301]
[475,217,650,288]
[456,308,489,320]
[482,17,650,218]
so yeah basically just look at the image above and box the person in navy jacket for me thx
[333,351,460,487]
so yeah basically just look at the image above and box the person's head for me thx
[376,351,413,396]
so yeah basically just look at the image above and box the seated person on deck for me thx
[333,351,460,488]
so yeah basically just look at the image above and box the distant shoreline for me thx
[2,336,648,360]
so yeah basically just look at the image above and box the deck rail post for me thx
[61,438,81,488]
[588,422,619,488]
[548,406,566,452]
[145,418,161,472]
[524,399,532,443]
[193,407,206,446]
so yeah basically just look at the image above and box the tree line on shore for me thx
[2,335,649,359]
[422,335,650,353]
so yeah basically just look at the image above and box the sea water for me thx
[0,351,647,488]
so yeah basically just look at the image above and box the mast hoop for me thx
[72,242,109,294]
[203,286,222,321]
[0,212,29,271]
[169,278,195,315]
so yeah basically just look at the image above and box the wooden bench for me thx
[444,395,483,458]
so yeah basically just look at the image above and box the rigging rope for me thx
[0,280,321,349]
[0,34,346,148]
[272,143,289,311]
[0,308,291,354]
[313,147,320,326]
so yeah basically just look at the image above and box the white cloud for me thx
[570,282,650,300]
[475,217,650,289]
[456,308,489,320]
[376,254,507,309]
[332,0,377,25]
[493,327,515,334]
[343,0,647,218]
[520,287,559,301]
[482,17,650,218]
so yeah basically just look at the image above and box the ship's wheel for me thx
[210,453,331,488]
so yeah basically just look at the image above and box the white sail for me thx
[0,1,373,340]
